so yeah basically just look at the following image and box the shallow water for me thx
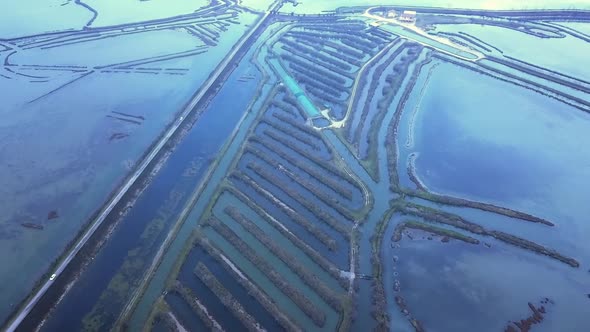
[435,23,590,81]
[407,62,590,228]
[0,0,210,38]
[394,236,590,331]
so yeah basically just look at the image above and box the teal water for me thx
[268,57,321,117]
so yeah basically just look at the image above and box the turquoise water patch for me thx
[268,57,321,117]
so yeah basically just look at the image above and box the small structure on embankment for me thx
[399,10,417,22]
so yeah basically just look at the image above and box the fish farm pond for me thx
[1,0,590,331]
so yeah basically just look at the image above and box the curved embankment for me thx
[406,189,555,226]
[381,54,560,229]
[403,151,557,228]
[74,0,98,27]
[406,153,427,192]
[386,51,434,191]
[395,202,579,268]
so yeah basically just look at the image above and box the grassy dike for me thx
[207,218,327,327]
[195,233,302,332]
[230,171,340,251]
[224,186,350,288]
[392,220,480,244]
[193,262,262,332]
[114,37,283,330]
[224,207,344,310]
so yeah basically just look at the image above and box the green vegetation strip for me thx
[225,186,349,289]
[250,133,364,201]
[195,234,301,332]
[153,311,179,332]
[171,283,222,331]
[207,218,327,327]
[194,262,262,332]
[280,49,355,80]
[392,220,480,244]
[349,42,407,150]
[230,172,338,251]
[406,189,555,226]
[246,144,354,201]
[259,118,321,151]
[270,100,300,118]
[489,231,579,268]
[296,38,363,67]
[292,34,364,60]
[257,130,354,189]
[246,163,353,235]
[397,202,579,267]
[280,38,353,71]
[387,52,435,191]
[144,298,174,332]
[369,208,397,331]
[225,206,344,311]
[248,151,356,221]
[279,94,304,115]
[364,45,423,179]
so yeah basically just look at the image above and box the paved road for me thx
[4,6,274,332]
[363,7,484,62]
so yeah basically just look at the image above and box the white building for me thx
[399,10,417,22]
